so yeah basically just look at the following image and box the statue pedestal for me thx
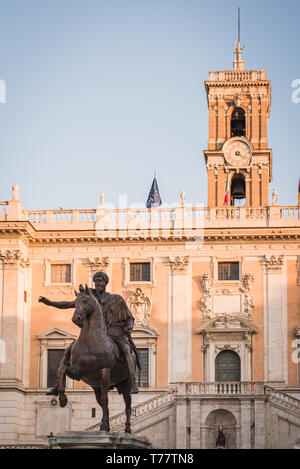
[294,439,300,449]
[48,431,152,449]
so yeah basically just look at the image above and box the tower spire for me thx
[233,7,245,71]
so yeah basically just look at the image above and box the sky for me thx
[0,0,299,210]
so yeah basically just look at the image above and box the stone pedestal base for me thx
[48,431,152,449]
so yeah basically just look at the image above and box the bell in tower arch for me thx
[231,174,246,206]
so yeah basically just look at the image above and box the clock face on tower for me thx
[223,138,252,167]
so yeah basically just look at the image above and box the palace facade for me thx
[0,41,300,449]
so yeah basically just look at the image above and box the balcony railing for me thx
[22,205,300,231]
[0,200,298,232]
[208,70,268,82]
[176,381,265,395]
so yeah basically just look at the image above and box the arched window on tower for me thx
[231,108,246,137]
[230,173,246,207]
[215,350,241,382]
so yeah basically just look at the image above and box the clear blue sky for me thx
[0,0,299,210]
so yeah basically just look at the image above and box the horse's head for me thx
[72,285,98,328]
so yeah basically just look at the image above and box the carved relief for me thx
[88,257,110,276]
[212,333,244,343]
[44,285,74,298]
[168,256,189,274]
[127,288,152,323]
[234,91,242,107]
[200,274,213,320]
[240,272,254,319]
[264,255,284,272]
[0,249,29,269]
[200,271,255,320]
[215,344,240,354]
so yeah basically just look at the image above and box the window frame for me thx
[44,259,75,286]
[36,328,76,389]
[50,263,72,284]
[47,348,65,388]
[212,257,243,284]
[131,324,158,389]
[130,262,151,282]
[135,347,150,388]
[218,261,240,282]
[215,350,241,382]
[123,257,155,286]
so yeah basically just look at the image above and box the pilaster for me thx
[168,257,191,383]
[240,400,251,448]
[0,249,29,385]
[263,255,288,385]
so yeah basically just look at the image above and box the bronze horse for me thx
[55,285,134,433]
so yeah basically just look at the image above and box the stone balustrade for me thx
[86,390,176,432]
[265,386,300,413]
[0,200,298,232]
[176,381,265,396]
[208,70,267,82]
[84,384,300,435]
[23,205,300,231]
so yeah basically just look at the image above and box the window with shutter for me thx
[47,349,64,388]
[135,348,149,387]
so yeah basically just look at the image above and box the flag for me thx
[223,174,230,206]
[298,178,300,206]
[146,176,162,208]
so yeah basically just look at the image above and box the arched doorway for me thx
[205,409,237,449]
[215,350,241,382]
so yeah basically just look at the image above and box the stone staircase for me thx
[265,386,300,416]
[85,389,176,433]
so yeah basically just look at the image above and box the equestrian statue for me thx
[38,271,141,434]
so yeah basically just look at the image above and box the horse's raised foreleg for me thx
[98,368,110,432]
[122,386,132,434]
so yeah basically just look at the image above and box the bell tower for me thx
[204,15,272,208]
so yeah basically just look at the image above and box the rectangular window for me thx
[130,263,151,282]
[47,349,64,388]
[51,264,71,283]
[136,348,149,388]
[218,262,239,281]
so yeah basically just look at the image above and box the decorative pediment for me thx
[36,328,76,341]
[132,322,158,338]
[196,315,258,335]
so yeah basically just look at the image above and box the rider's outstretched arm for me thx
[38,297,75,309]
